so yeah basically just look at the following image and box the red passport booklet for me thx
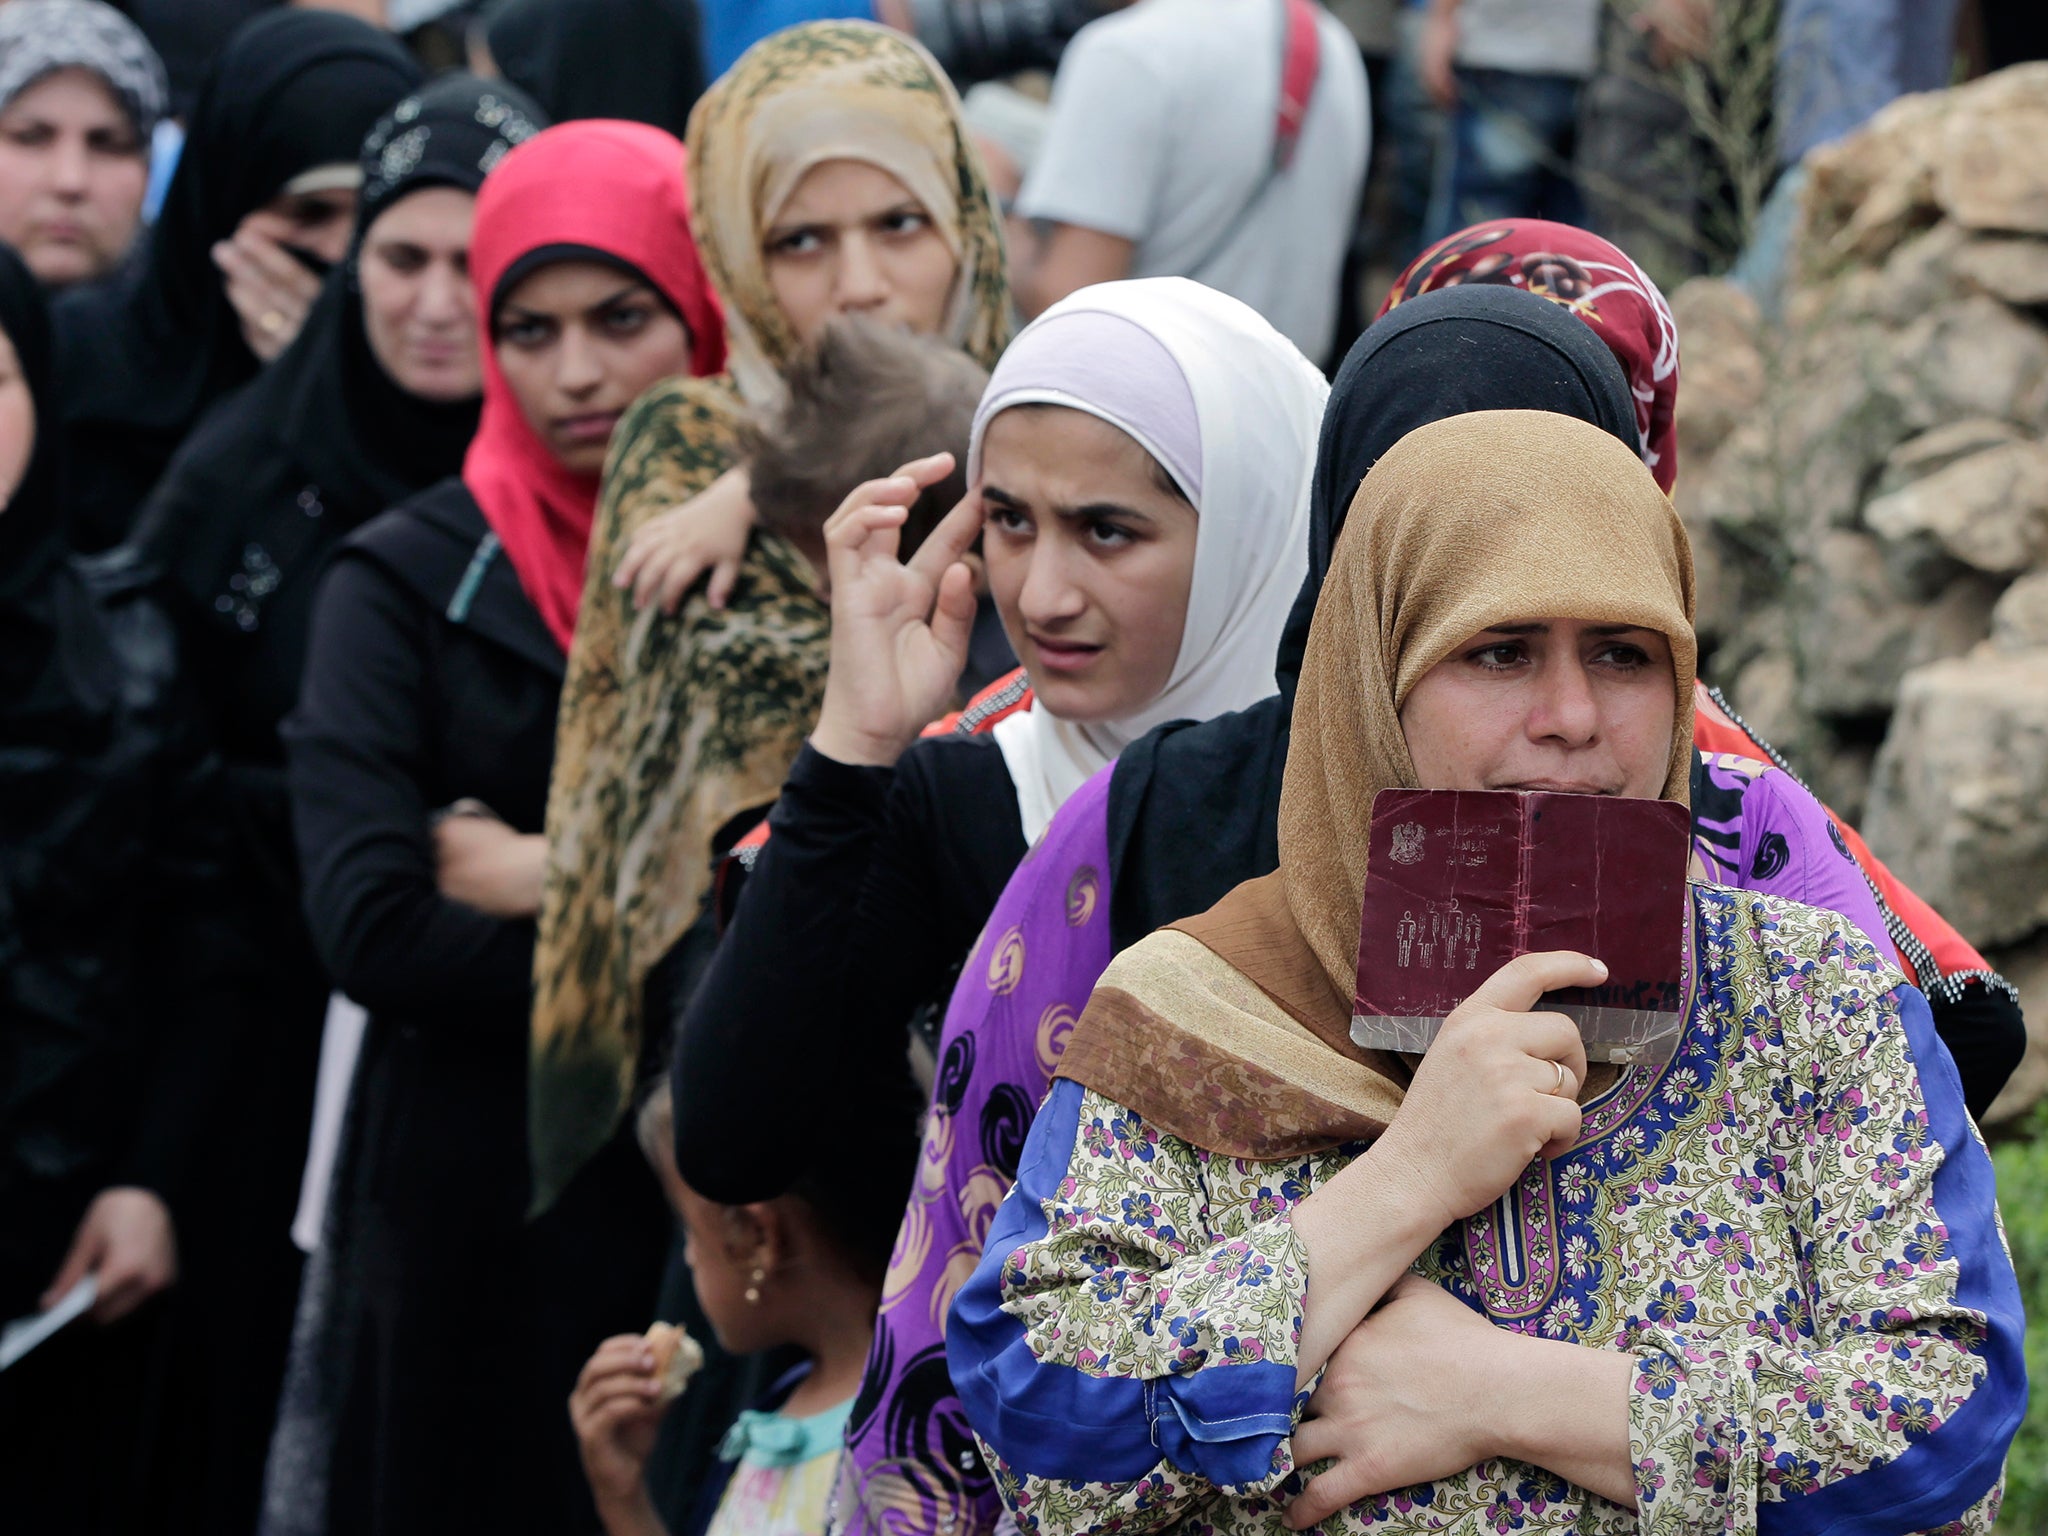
[1351,788,1691,1065]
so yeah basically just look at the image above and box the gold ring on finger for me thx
[259,310,287,337]
[1550,1059,1567,1096]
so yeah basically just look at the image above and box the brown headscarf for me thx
[1055,410,1698,1158]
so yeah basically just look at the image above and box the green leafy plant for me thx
[1989,1100,2048,1526]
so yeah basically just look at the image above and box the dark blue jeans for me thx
[1424,65,1585,246]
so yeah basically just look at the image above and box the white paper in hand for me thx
[0,1275,98,1372]
[292,992,370,1253]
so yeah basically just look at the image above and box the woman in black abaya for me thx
[111,77,548,1536]
[0,240,241,1534]
[55,8,419,551]
[275,119,726,1536]
[133,73,547,1060]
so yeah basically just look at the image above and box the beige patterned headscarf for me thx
[529,21,1011,1214]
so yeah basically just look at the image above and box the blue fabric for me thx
[1423,65,1583,247]
[1759,982,2025,1535]
[144,117,183,223]
[1776,0,1961,166]
[947,1077,1302,1492]
[700,0,873,79]
[718,1395,853,1469]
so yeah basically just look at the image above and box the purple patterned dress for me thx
[832,767,1114,1536]
[1687,752,1887,949]
[830,750,1892,1536]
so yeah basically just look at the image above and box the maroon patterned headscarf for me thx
[1380,220,1681,492]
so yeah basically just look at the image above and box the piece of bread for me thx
[644,1322,704,1404]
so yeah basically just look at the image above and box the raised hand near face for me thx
[807,452,984,768]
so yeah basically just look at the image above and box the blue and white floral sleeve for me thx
[1625,926,2023,1536]
[947,1077,1318,1535]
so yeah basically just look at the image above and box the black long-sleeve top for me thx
[284,484,676,1535]
[670,737,1024,1205]
[285,482,562,1024]
[0,557,243,1317]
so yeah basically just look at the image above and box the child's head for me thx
[636,1078,900,1355]
[740,314,987,562]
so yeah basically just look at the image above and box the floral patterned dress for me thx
[947,888,2024,1534]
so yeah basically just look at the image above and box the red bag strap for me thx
[1273,0,1323,173]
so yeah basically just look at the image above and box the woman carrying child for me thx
[528,21,1015,1222]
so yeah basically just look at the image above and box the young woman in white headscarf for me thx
[665,277,1326,1249]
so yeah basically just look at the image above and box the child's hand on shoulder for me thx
[570,1334,672,1529]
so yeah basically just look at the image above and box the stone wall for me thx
[1671,64,2048,1119]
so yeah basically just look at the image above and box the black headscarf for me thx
[269,73,547,528]
[134,73,546,698]
[1105,285,1644,949]
[122,0,272,121]
[483,0,705,137]
[54,9,421,551]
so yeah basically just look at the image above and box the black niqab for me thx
[483,0,705,137]
[54,8,421,551]
[1106,285,1644,949]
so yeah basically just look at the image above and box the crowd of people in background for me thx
[0,2,2038,1535]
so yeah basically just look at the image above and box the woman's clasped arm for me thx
[1288,949,1600,1380]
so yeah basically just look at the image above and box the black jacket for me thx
[0,553,237,1319]
[670,737,1023,1206]
[283,480,668,1535]
[287,482,561,1025]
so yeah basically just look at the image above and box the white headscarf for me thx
[966,277,1326,841]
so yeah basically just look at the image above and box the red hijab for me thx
[1379,220,1679,492]
[464,119,726,650]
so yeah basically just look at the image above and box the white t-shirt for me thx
[1454,0,1603,81]
[1018,0,1370,364]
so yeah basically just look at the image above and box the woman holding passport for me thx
[947,410,2023,1535]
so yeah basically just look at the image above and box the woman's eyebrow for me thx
[1480,623,1654,637]
[1052,501,1151,525]
[762,219,813,241]
[590,282,654,311]
[981,487,1151,524]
